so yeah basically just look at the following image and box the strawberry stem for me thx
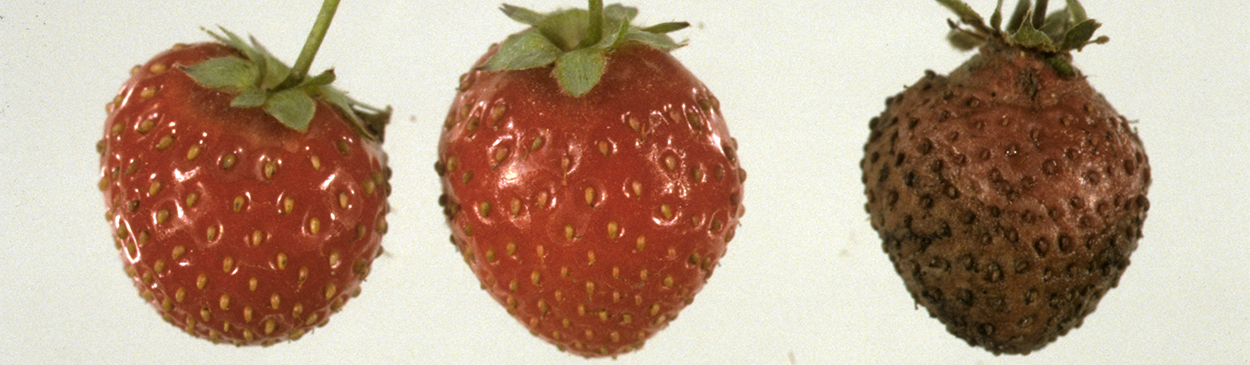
[1032,0,1048,29]
[281,0,340,89]
[1005,0,1029,32]
[576,0,605,49]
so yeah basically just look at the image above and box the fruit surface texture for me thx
[437,3,744,357]
[99,38,390,345]
[861,0,1150,355]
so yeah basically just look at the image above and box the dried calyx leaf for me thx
[940,0,1109,54]
[180,27,389,140]
[485,0,689,97]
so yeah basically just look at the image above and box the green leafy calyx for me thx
[940,0,1109,54]
[484,0,689,97]
[180,2,389,140]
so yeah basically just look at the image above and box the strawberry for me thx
[437,1,744,358]
[861,0,1150,355]
[97,0,390,346]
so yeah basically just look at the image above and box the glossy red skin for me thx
[438,44,745,357]
[99,42,390,346]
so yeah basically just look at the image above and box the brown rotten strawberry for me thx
[98,0,391,346]
[437,1,745,358]
[861,0,1150,355]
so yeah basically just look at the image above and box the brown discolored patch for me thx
[861,38,1150,355]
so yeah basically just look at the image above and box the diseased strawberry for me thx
[861,0,1150,355]
[98,0,391,346]
[437,1,745,358]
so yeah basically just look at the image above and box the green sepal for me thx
[1046,56,1076,77]
[485,2,689,97]
[484,30,563,71]
[945,18,987,49]
[1031,0,1049,29]
[1038,9,1071,39]
[1004,0,1031,33]
[538,9,592,50]
[501,4,545,25]
[937,0,985,26]
[318,86,352,111]
[604,4,638,22]
[599,16,632,48]
[641,21,690,34]
[947,29,983,51]
[627,21,688,50]
[319,86,392,141]
[554,47,607,97]
[248,37,293,89]
[938,0,1107,54]
[181,57,258,91]
[208,27,262,66]
[553,15,628,96]
[296,69,337,89]
[1066,0,1088,23]
[990,0,1005,30]
[263,88,316,132]
[188,26,388,139]
[1009,12,1055,50]
[1058,19,1101,51]
[624,28,685,49]
[230,88,268,108]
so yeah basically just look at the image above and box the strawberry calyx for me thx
[938,0,1108,76]
[179,0,389,140]
[484,0,689,97]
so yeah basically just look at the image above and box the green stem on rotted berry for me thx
[938,0,1114,78]
[940,0,1109,56]
[1003,0,1028,32]
[277,0,341,90]
[1031,0,1049,29]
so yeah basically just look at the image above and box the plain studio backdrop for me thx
[1,1,1246,364]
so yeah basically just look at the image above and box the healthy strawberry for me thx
[861,0,1150,355]
[437,1,744,358]
[98,0,390,346]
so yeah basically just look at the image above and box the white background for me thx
[2,1,1247,364]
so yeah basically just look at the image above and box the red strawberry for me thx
[98,1,390,346]
[861,0,1150,354]
[437,1,745,358]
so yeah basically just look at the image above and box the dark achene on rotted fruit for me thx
[861,0,1150,355]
